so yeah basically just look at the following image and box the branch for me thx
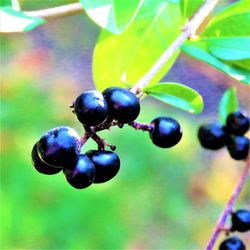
[205,158,250,250]
[130,0,219,94]
[24,3,83,19]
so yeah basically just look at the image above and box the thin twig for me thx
[205,158,250,250]
[24,3,83,19]
[130,0,219,94]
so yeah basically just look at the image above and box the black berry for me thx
[149,117,182,148]
[198,123,227,150]
[31,143,62,175]
[102,87,140,123]
[73,90,108,126]
[227,136,249,160]
[219,237,246,250]
[226,111,250,135]
[231,209,250,232]
[64,154,95,189]
[86,150,120,183]
[37,126,81,168]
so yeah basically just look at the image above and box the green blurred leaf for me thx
[203,0,250,37]
[19,0,76,10]
[180,0,204,19]
[79,0,143,34]
[0,7,45,33]
[182,0,250,84]
[93,0,182,91]
[218,87,238,124]
[182,42,250,84]
[0,0,20,9]
[207,37,250,61]
[143,82,203,114]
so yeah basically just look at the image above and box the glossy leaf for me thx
[180,0,204,19]
[79,0,143,34]
[218,87,238,124]
[182,42,250,84]
[182,0,250,84]
[93,0,182,91]
[207,37,250,61]
[202,0,250,38]
[143,82,203,114]
[0,7,45,33]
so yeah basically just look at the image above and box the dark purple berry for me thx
[231,209,250,232]
[31,143,62,175]
[227,136,249,160]
[226,111,250,135]
[86,150,120,183]
[102,87,140,123]
[219,237,246,250]
[149,117,182,148]
[63,154,95,189]
[73,90,108,126]
[37,126,81,168]
[198,123,227,150]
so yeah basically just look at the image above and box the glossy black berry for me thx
[86,150,120,183]
[227,136,249,160]
[37,126,81,168]
[102,87,140,123]
[226,111,250,135]
[149,117,182,148]
[73,90,108,126]
[198,123,227,150]
[219,237,246,250]
[231,209,250,232]
[64,154,95,189]
[31,143,62,175]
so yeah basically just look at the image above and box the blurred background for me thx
[1,1,249,249]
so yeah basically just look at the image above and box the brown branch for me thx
[205,158,250,250]
[130,0,220,94]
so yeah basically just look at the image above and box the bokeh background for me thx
[1,1,250,249]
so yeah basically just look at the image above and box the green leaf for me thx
[143,82,203,114]
[180,0,204,19]
[218,87,238,124]
[181,42,250,84]
[93,0,182,91]
[0,7,45,33]
[202,0,250,37]
[207,37,250,61]
[0,0,20,10]
[79,0,143,34]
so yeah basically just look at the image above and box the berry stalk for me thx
[205,158,250,250]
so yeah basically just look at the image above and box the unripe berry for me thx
[64,154,95,189]
[31,143,62,175]
[227,136,249,160]
[37,126,81,168]
[73,90,108,126]
[231,209,250,232]
[219,237,246,250]
[86,150,120,183]
[198,123,227,150]
[102,87,140,123]
[149,117,182,148]
[226,111,250,135]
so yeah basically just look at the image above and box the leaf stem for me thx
[130,0,219,94]
[24,3,83,19]
[205,158,250,250]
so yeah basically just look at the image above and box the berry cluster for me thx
[219,209,250,250]
[32,87,183,189]
[198,111,250,160]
